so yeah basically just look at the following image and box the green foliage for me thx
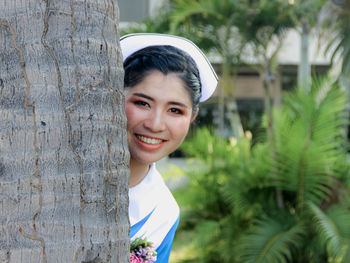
[170,0,296,69]
[130,237,154,251]
[174,77,350,262]
[236,216,306,263]
[272,77,347,212]
[308,202,350,261]
[239,0,295,46]
[170,0,247,55]
[320,0,350,77]
[291,0,328,27]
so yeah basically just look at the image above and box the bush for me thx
[173,77,350,263]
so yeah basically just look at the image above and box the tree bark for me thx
[0,0,130,262]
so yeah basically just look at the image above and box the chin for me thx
[131,154,164,165]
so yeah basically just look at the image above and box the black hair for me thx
[123,45,201,115]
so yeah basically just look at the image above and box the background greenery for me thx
[172,77,350,262]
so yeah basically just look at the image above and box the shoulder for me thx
[129,164,179,249]
[129,164,179,221]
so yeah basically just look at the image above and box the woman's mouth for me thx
[136,134,164,145]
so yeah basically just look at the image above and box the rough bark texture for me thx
[0,0,130,262]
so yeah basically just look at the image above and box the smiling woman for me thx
[120,33,218,263]
[125,71,195,173]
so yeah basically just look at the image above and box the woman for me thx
[120,33,218,262]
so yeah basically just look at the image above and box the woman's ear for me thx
[191,109,199,123]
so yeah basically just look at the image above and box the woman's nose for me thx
[144,111,166,132]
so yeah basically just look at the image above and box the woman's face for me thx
[125,70,197,165]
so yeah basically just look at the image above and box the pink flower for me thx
[130,237,157,262]
[130,253,143,263]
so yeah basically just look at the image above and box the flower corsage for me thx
[130,237,157,263]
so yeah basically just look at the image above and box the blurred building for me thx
[119,0,167,22]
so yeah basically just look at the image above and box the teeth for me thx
[137,135,163,145]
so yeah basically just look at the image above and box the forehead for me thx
[126,71,192,105]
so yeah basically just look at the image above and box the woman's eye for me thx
[134,100,149,107]
[169,108,183,115]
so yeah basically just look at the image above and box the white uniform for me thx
[129,163,180,263]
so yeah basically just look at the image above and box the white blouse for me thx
[129,163,180,262]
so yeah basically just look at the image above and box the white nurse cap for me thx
[120,33,218,102]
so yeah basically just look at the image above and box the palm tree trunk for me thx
[262,65,284,209]
[298,22,311,92]
[262,66,274,147]
[220,61,244,138]
[273,68,281,108]
[0,0,129,262]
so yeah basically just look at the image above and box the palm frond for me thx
[308,201,350,261]
[272,77,347,212]
[170,0,223,34]
[236,216,306,263]
[222,142,275,217]
[320,0,350,76]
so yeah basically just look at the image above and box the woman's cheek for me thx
[125,102,137,123]
[172,116,191,135]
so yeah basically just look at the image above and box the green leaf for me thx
[308,201,350,261]
[236,216,306,263]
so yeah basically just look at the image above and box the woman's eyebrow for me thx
[133,93,154,101]
[168,101,188,108]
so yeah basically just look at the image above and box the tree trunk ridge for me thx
[0,0,129,262]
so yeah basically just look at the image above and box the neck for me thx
[129,158,151,188]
